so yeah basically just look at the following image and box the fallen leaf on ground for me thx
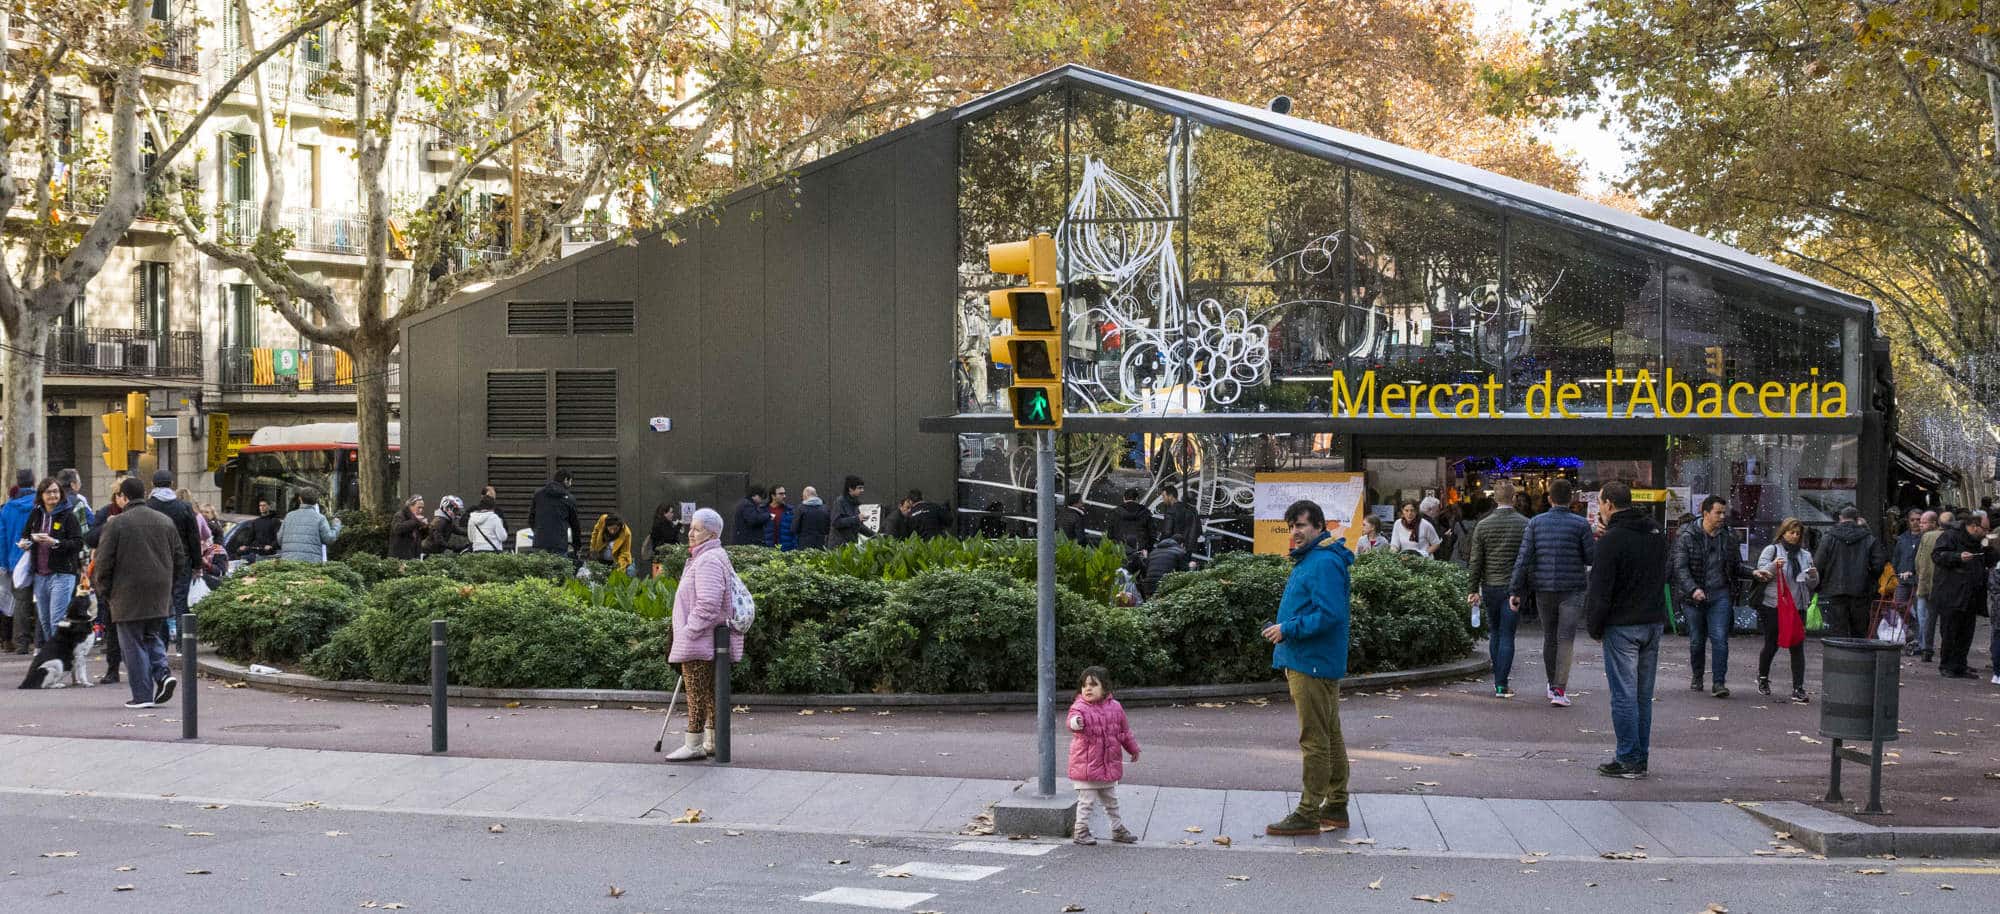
[503,701,521,709]
[114,866,135,872]
[1184,826,1203,833]
[1704,905,1729,913]
[670,809,703,824]
[488,824,506,834]
[1212,836,1232,847]
[1519,857,1539,865]
[1600,851,1647,860]
[1855,869,1887,875]
[200,804,226,810]
[114,885,135,892]
[1374,715,1394,720]
[797,709,815,716]
[1940,884,1956,891]
[323,831,348,837]
[1062,905,1085,912]
[1416,781,1441,787]
[1448,751,1476,757]
[39,852,77,858]
[607,885,625,898]
[827,860,849,865]
[1411,892,1455,903]
[1696,716,1720,721]
[1226,874,1249,881]
[185,869,211,875]
[1800,736,1823,745]
[1366,877,1383,890]
[186,832,215,838]
[724,830,744,837]
[1340,837,1376,845]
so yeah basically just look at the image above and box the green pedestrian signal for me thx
[1010,384,1060,429]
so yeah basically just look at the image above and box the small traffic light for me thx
[987,233,1063,429]
[124,391,150,445]
[100,411,129,472]
[1703,346,1725,379]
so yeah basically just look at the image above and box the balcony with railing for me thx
[6,162,196,224]
[217,345,399,396]
[46,328,202,380]
[151,24,200,74]
[218,200,259,243]
[212,46,344,105]
[284,207,366,254]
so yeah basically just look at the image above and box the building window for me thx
[151,0,171,22]
[223,133,255,202]
[135,262,170,335]
[226,283,257,348]
[50,95,82,159]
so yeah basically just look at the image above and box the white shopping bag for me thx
[188,576,212,606]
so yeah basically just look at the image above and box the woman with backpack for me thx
[664,508,745,761]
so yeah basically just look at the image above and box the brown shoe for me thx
[1110,826,1137,844]
[1317,804,1349,830]
[1072,822,1097,846]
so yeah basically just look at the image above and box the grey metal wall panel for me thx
[826,140,903,503]
[699,192,770,498]
[763,179,834,498]
[894,125,959,510]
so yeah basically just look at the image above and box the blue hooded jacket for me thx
[1273,531,1356,680]
[0,491,36,573]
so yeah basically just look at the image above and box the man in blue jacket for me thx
[1262,499,1356,836]
[1509,478,1596,707]
[1,473,38,653]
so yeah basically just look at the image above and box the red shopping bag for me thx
[1776,573,1805,649]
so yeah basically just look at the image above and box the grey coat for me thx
[91,504,187,624]
[277,506,341,562]
[1754,544,1819,610]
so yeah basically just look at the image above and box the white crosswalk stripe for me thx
[881,861,1005,881]
[802,886,938,910]
[947,840,1060,856]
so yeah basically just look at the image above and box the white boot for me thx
[702,730,715,757]
[664,731,704,762]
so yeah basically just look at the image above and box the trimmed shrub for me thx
[1143,552,1291,684]
[337,551,572,589]
[798,536,1125,604]
[200,563,362,665]
[650,544,689,579]
[839,568,1037,693]
[330,510,390,560]
[758,620,854,694]
[619,617,677,691]
[1058,588,1170,689]
[733,561,891,692]
[1345,550,1476,676]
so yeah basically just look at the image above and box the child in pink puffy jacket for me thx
[1067,665,1140,845]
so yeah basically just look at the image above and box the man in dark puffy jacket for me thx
[1814,506,1888,638]
[1056,493,1089,543]
[232,499,284,561]
[1669,494,1745,698]
[529,470,582,557]
[732,485,770,546]
[827,476,866,547]
[1159,485,1200,551]
[792,487,831,549]
[1931,511,1996,679]
[145,471,203,625]
[1139,535,1189,599]
[904,490,949,539]
[1107,488,1156,556]
[1508,478,1595,707]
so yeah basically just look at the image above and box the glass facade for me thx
[951,83,1867,553]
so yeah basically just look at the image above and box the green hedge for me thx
[263,538,1477,694]
[200,562,363,665]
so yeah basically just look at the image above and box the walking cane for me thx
[651,675,683,753]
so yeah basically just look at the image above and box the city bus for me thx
[219,421,401,516]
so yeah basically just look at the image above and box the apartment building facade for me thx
[4,1,543,510]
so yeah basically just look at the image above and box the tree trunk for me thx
[352,341,394,514]
[1,313,50,477]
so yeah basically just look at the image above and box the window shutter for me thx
[506,301,568,335]
[485,370,548,438]
[571,300,635,335]
[554,370,616,438]
[132,267,147,331]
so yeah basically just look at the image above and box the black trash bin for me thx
[1819,637,1901,742]
[1818,637,1901,814]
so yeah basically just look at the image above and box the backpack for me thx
[725,569,757,633]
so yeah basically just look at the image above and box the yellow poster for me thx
[1253,471,1368,555]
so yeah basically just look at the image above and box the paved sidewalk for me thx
[2,734,1802,861]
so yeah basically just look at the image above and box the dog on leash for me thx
[18,593,97,689]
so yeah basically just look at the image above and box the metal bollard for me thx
[431,619,448,753]
[712,626,731,765]
[180,613,197,740]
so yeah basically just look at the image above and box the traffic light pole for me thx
[1034,428,1058,798]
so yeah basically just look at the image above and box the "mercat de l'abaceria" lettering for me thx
[1330,368,1848,419]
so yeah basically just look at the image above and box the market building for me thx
[405,65,1920,554]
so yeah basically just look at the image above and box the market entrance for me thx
[1353,435,1669,520]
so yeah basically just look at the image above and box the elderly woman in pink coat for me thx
[664,508,746,761]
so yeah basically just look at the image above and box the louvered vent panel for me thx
[506,301,568,335]
[554,369,617,439]
[563,456,620,522]
[484,455,550,528]
[485,371,548,438]
[571,300,635,335]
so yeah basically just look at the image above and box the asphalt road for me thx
[5,621,1997,827]
[3,792,1993,913]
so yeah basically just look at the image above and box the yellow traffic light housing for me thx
[987,233,1063,429]
[124,391,150,445]
[100,412,129,472]
[1703,346,1725,379]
